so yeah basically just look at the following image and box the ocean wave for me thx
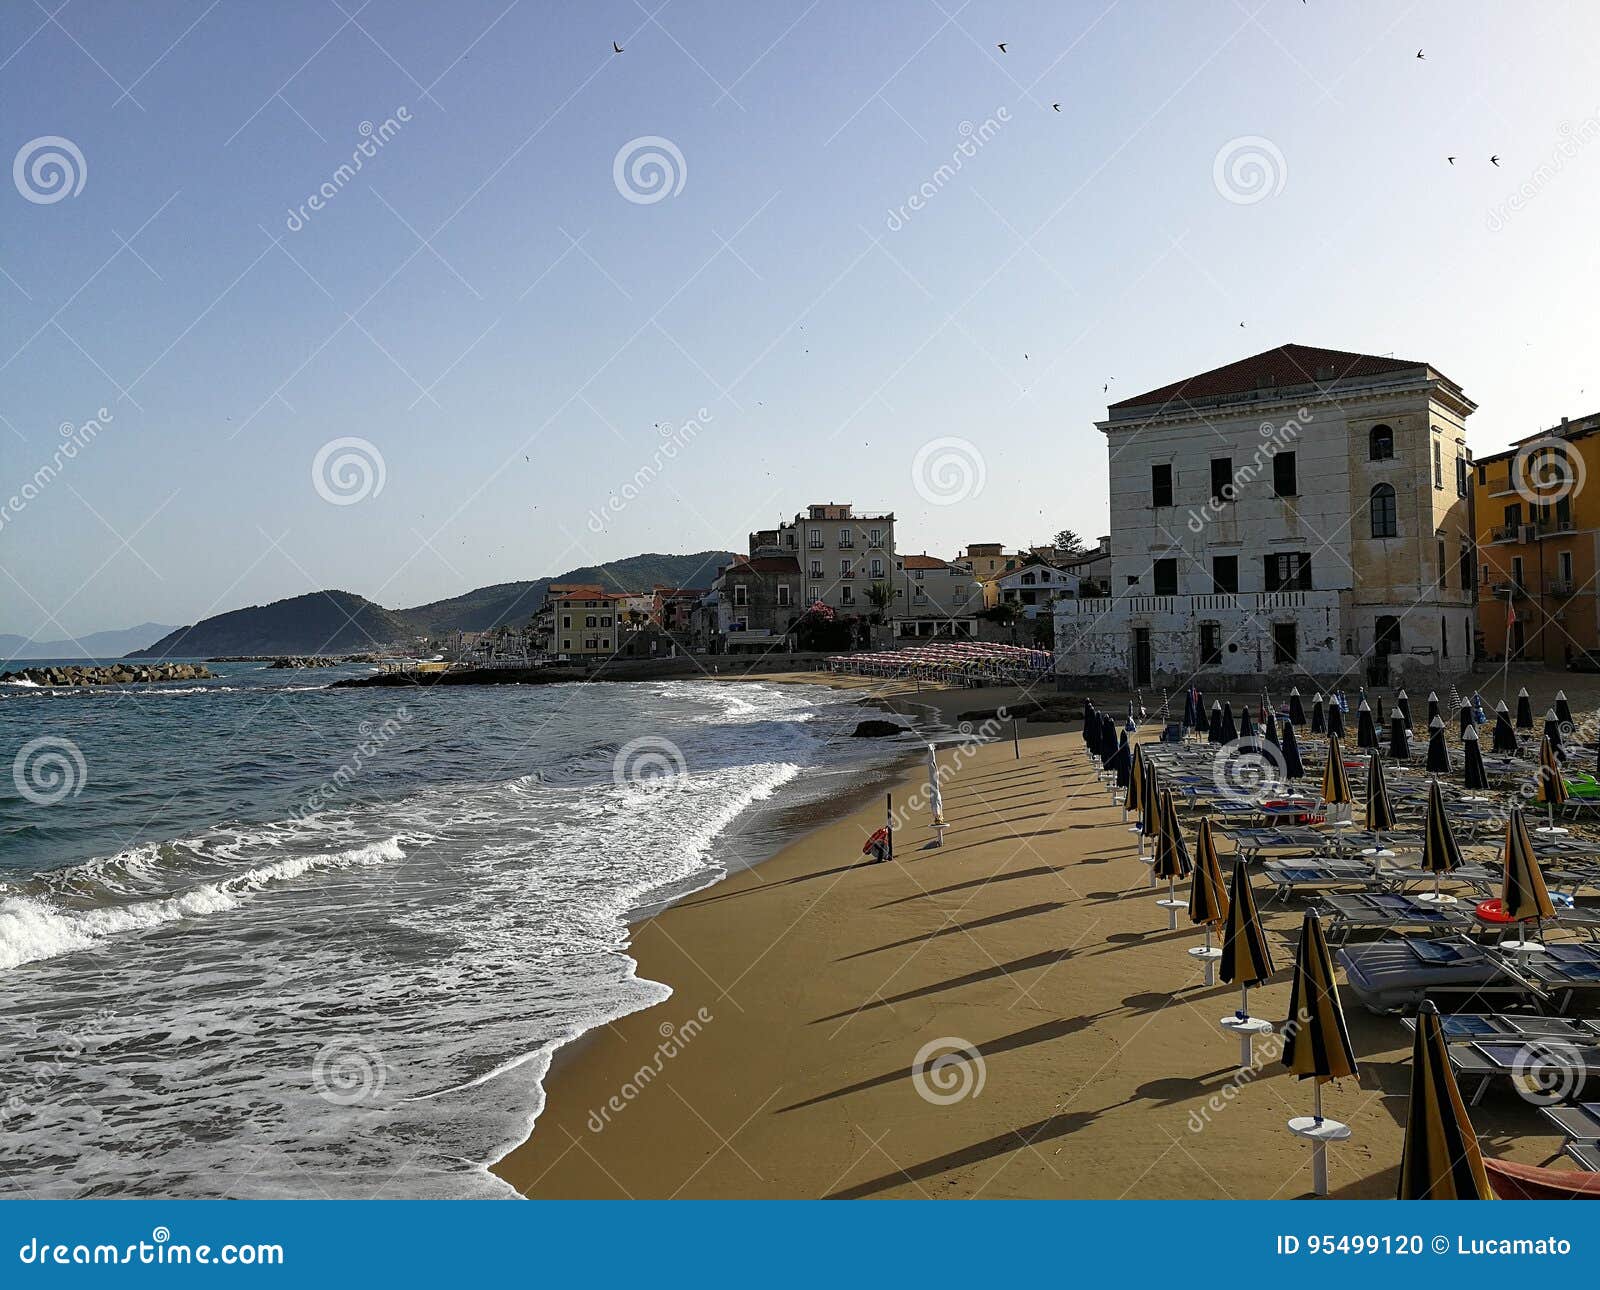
[0,837,403,970]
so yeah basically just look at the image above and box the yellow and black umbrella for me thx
[1397,1001,1494,1200]
[1283,909,1358,1085]
[1126,742,1147,821]
[1321,735,1351,808]
[1222,854,1275,1005]
[1154,788,1193,880]
[1502,805,1556,930]
[1419,777,1463,902]
[1536,734,1568,822]
[1188,817,1228,929]
[1364,750,1396,833]
[1282,908,1359,1195]
[1139,761,1163,869]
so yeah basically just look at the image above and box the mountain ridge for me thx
[1,622,178,662]
[128,551,732,658]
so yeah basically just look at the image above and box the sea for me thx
[0,661,919,1198]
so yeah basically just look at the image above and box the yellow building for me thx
[1474,412,1600,663]
[550,587,630,657]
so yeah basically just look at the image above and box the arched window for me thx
[1370,483,1397,537]
[1369,424,1394,460]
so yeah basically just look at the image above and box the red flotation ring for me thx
[1475,898,1513,925]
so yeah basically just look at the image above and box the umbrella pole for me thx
[1311,1081,1329,1196]
[1166,878,1177,930]
[1238,984,1252,1067]
[1203,925,1215,986]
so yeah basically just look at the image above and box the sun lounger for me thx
[1485,1156,1600,1196]
[1542,1102,1600,1141]
[1336,936,1520,1014]
[1512,943,1600,1010]
[1403,1013,1596,1043]
[1448,1038,1600,1106]
[1262,858,1387,900]
[1319,892,1473,943]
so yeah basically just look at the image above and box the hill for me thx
[132,592,416,658]
[1,622,177,661]
[128,552,733,658]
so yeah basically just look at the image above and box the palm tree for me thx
[866,580,893,624]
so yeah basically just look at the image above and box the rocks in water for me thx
[849,718,906,738]
[268,656,343,669]
[0,662,215,687]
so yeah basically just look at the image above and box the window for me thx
[1210,457,1233,506]
[870,559,883,577]
[953,584,967,603]
[1477,464,1486,485]
[1441,615,1448,659]
[1126,575,1139,587]
[1272,622,1298,664]
[808,528,823,549]
[1021,572,1036,585]
[1503,502,1522,529]
[733,585,748,606]
[1152,559,1177,595]
[585,615,598,628]
[1437,539,1446,588]
[1369,424,1394,460]
[1264,552,1312,591]
[1455,454,1468,497]
[1433,440,1443,488]
[1481,562,1490,586]
[1559,551,1574,585]
[869,528,883,547]
[561,639,571,651]
[809,560,822,577]
[1370,483,1397,538]
[840,585,854,605]
[838,528,853,548]
[1199,622,1221,666]
[1151,463,1173,508]
[1556,495,1572,529]
[839,559,851,575]
[1512,556,1524,589]
[1273,451,1297,497]
[1212,555,1238,594]
[1459,543,1472,591]
[561,615,571,629]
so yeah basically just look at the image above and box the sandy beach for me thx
[493,672,1589,1200]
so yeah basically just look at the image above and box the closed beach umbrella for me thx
[1420,777,1464,903]
[1502,806,1556,926]
[1472,692,1487,724]
[926,745,945,829]
[1284,908,1358,1082]
[1493,700,1517,754]
[1310,693,1325,735]
[1459,702,1474,738]
[1208,701,1224,745]
[1364,751,1396,833]
[1264,708,1281,750]
[1281,719,1304,780]
[1189,817,1228,929]
[1321,735,1352,808]
[1182,688,1197,733]
[1516,686,1533,730]
[1100,713,1118,769]
[1389,710,1411,760]
[1356,699,1377,750]
[1462,724,1489,791]
[1113,731,1132,791]
[1542,709,1563,756]
[1221,856,1276,1033]
[1537,734,1568,814]
[1127,743,1147,819]
[1083,702,1099,756]
[1220,701,1238,744]
[1193,688,1206,736]
[1139,763,1164,858]
[1396,688,1411,728]
[1426,716,1451,774]
[1289,686,1306,726]
[1327,699,1345,742]
[1426,691,1440,725]
[1239,705,1256,740]
[1154,788,1193,883]
[1397,1001,1494,1200]
[1282,908,1359,1196]
[1555,689,1573,727]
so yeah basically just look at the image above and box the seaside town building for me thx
[991,556,1081,618]
[776,503,897,616]
[1473,411,1600,664]
[548,587,631,657]
[889,553,981,639]
[712,552,803,652]
[1055,344,1478,693]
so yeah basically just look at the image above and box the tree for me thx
[1051,529,1089,558]
[865,580,893,624]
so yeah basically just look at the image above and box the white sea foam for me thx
[0,838,403,970]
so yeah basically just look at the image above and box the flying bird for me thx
[996,42,1007,52]
[1052,103,1060,112]
[613,41,623,53]
[1416,49,1425,59]
[1447,156,1455,164]
[1490,154,1500,166]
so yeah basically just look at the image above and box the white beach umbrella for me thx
[926,744,946,834]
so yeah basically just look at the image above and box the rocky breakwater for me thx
[268,656,348,669]
[1,662,215,686]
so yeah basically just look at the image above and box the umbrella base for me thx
[1288,1115,1351,1198]
[1534,826,1570,836]
[1155,896,1185,930]
[1220,1015,1274,1069]
[1188,944,1221,986]
[1500,938,1548,953]
[1414,891,1459,905]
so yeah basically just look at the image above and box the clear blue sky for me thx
[5,0,1599,639]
